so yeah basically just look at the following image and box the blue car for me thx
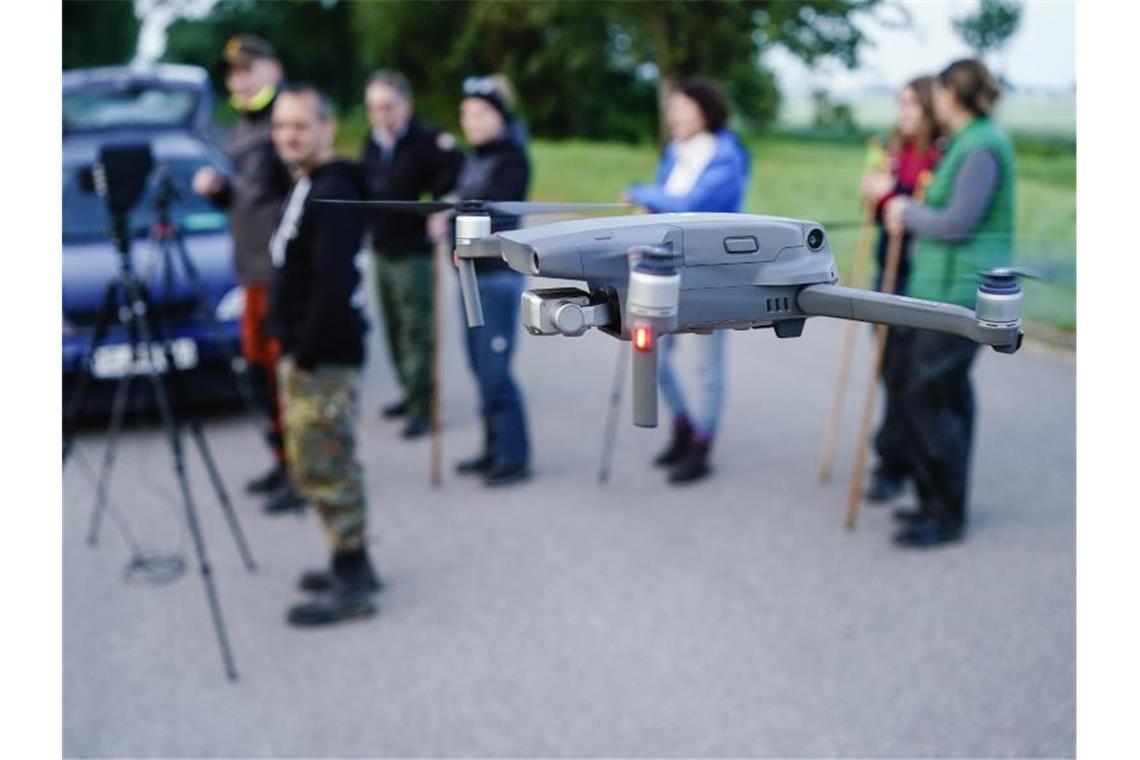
[63,65,246,412]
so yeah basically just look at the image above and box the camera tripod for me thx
[63,186,255,682]
[83,168,266,551]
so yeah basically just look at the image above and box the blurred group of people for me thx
[192,36,536,626]
[193,32,1015,627]
[857,59,1015,548]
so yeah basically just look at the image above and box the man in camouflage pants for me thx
[269,84,380,626]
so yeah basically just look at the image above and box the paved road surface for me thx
[63,267,1075,758]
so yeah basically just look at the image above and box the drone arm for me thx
[796,284,1021,352]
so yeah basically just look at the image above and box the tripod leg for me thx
[128,278,239,681]
[186,418,257,572]
[146,265,258,572]
[64,283,121,463]
[87,368,133,547]
[597,341,629,484]
[170,233,263,424]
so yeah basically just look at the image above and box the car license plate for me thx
[91,339,198,379]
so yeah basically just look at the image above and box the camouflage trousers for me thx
[278,356,367,553]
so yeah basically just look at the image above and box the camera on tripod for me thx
[78,142,156,251]
[64,140,257,682]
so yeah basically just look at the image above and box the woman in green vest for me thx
[879,58,1016,548]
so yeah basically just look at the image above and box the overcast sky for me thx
[136,0,1076,95]
[768,0,1075,98]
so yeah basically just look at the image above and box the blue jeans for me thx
[460,270,530,466]
[657,331,726,438]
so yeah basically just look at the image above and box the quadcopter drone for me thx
[320,199,1024,427]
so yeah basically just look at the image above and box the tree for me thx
[952,0,1022,76]
[63,0,140,69]
[160,0,883,141]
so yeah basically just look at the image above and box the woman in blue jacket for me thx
[626,78,750,484]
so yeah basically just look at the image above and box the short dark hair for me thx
[673,77,730,133]
[938,59,1001,117]
[366,69,412,101]
[277,82,335,120]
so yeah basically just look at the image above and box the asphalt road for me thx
[63,266,1075,758]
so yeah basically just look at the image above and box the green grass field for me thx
[336,124,1076,331]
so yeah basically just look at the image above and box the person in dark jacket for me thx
[441,75,532,486]
[881,59,1017,548]
[360,70,464,439]
[268,85,379,625]
[858,76,943,505]
[192,36,297,508]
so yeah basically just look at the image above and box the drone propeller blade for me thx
[981,264,1075,285]
[312,199,457,215]
[487,201,629,216]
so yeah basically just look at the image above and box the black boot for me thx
[653,416,693,467]
[456,418,495,475]
[380,398,408,419]
[865,469,906,503]
[668,436,712,484]
[484,460,531,487]
[298,550,383,593]
[401,415,430,439]
[893,515,965,548]
[288,549,379,626]
[245,463,287,495]
[262,481,307,515]
[891,506,928,524]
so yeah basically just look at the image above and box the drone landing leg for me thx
[597,341,628,484]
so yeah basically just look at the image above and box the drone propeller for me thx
[980,264,1075,286]
[313,198,626,217]
[315,198,628,329]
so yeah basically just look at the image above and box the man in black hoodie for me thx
[268,84,380,626]
[360,71,463,438]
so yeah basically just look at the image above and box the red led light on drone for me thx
[633,326,652,352]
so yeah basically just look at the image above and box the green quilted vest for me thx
[910,116,1016,307]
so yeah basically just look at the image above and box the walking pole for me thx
[430,240,443,488]
[818,137,887,481]
[817,200,876,482]
[844,171,932,529]
[843,229,903,529]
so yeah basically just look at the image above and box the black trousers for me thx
[873,326,913,481]
[883,327,979,523]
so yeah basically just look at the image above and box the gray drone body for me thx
[315,197,1024,429]
[460,212,1024,427]
[491,213,835,339]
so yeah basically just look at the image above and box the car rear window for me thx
[63,158,227,242]
[64,85,199,132]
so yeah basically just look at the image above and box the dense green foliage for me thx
[62,0,140,70]
[159,0,880,142]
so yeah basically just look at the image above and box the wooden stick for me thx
[817,202,877,482]
[843,228,903,529]
[844,171,931,529]
[429,241,443,488]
